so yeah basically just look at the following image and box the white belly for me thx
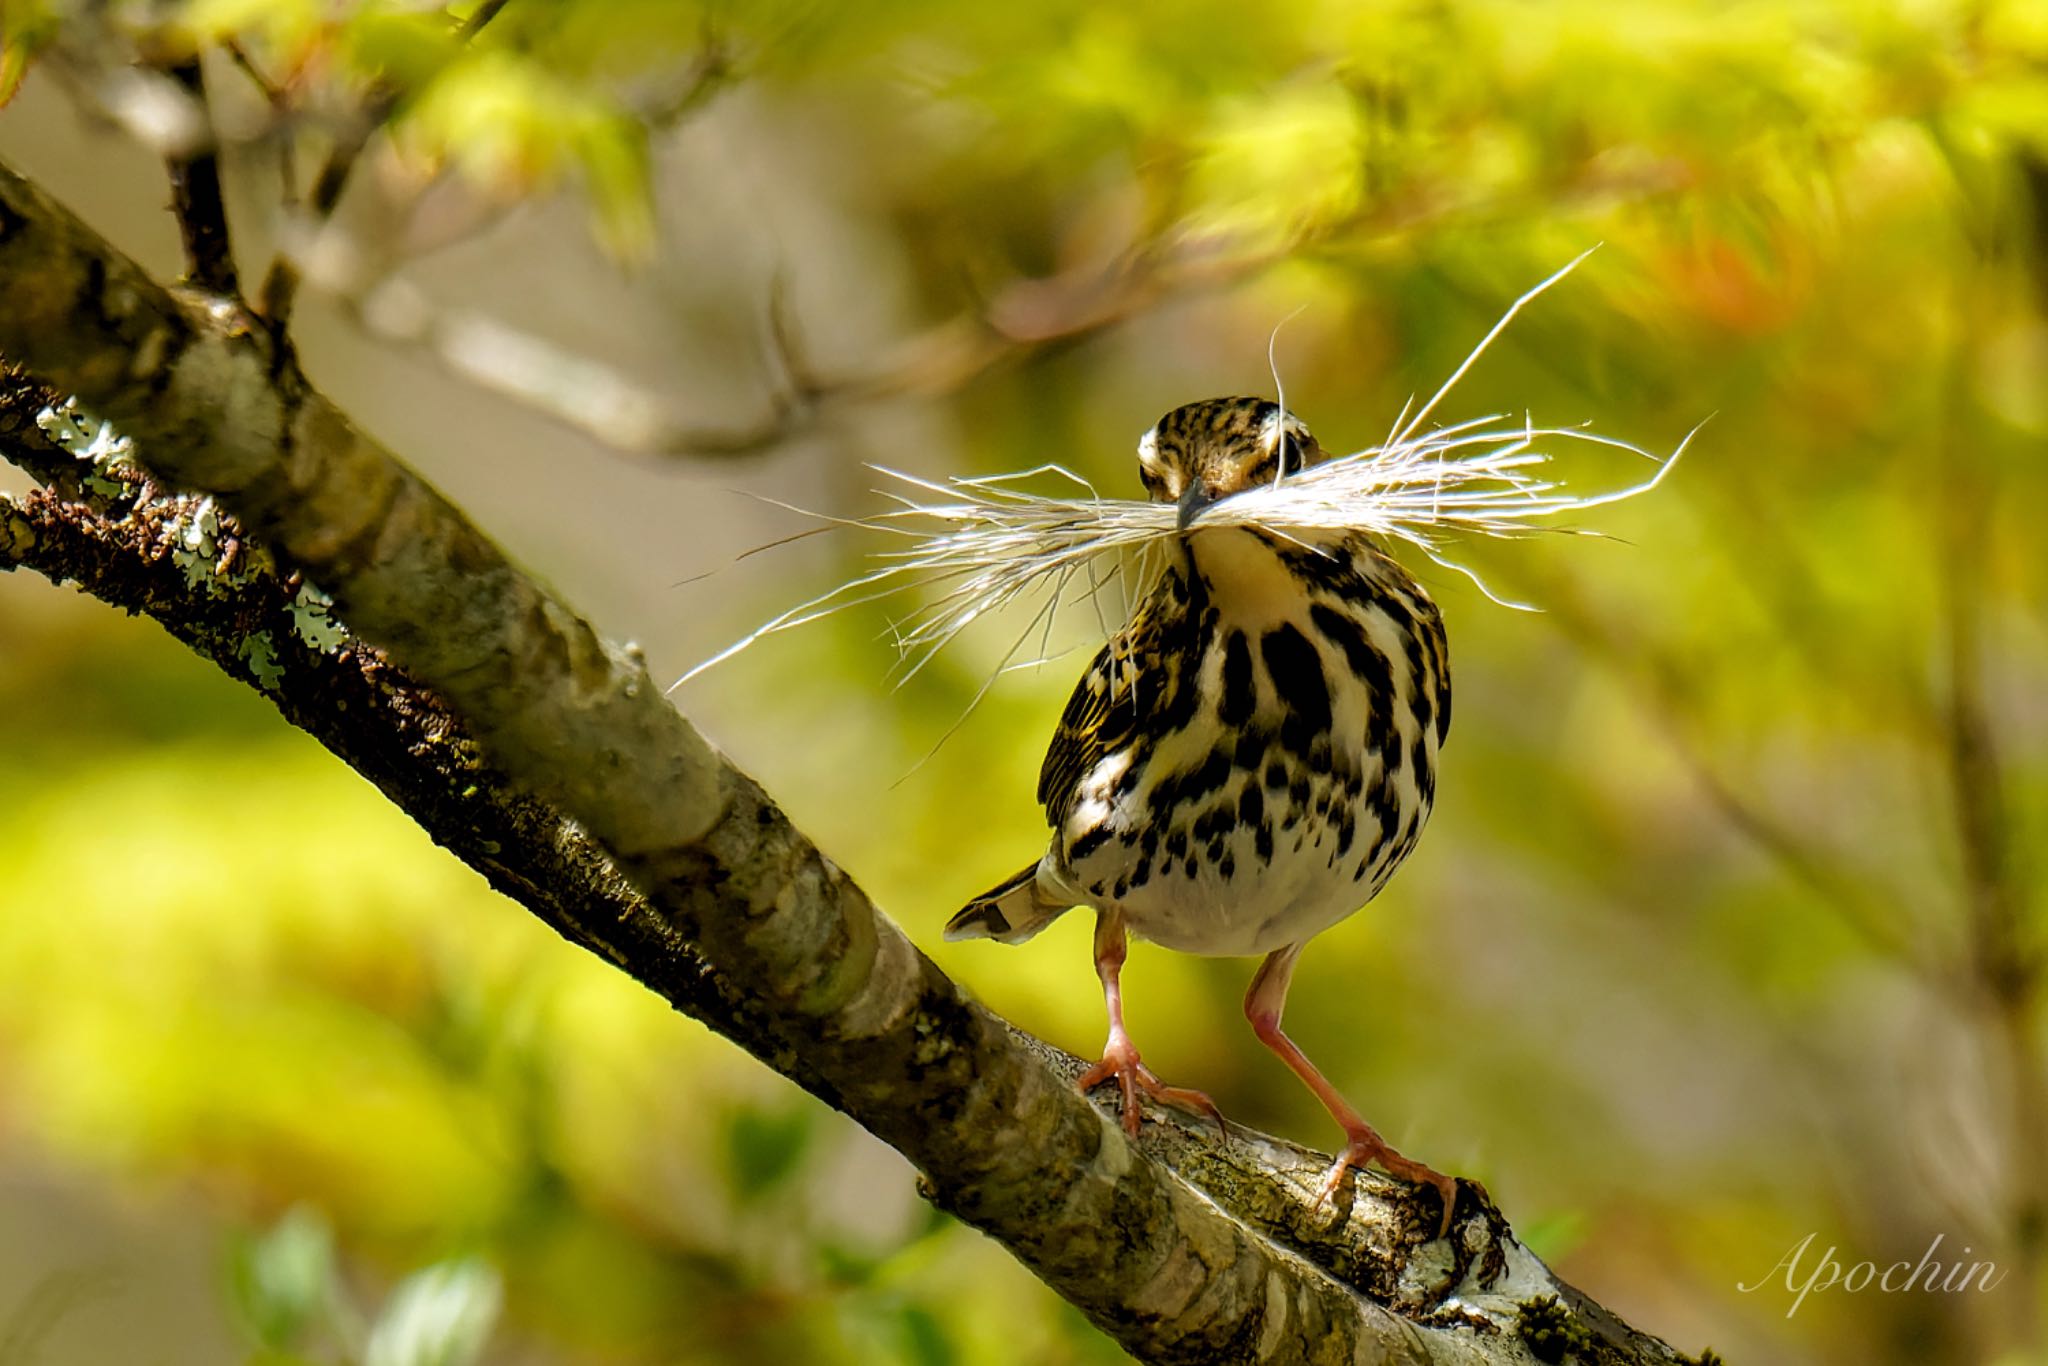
[1050,721,1430,957]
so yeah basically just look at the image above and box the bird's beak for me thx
[1176,482,1217,532]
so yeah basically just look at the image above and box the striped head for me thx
[1136,397,1325,529]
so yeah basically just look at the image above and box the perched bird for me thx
[946,395,1460,1230]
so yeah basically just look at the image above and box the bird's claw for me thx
[1076,1040,1227,1140]
[1313,1127,1462,1239]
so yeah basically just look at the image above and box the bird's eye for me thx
[1272,416,1316,474]
[1277,431,1301,473]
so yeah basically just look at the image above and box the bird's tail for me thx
[945,862,1072,945]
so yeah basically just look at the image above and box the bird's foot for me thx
[1075,1038,1226,1140]
[1314,1124,1463,1238]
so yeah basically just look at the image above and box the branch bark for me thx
[0,158,1710,1366]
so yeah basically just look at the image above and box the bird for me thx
[945,394,1461,1232]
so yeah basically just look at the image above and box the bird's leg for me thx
[1074,912,1225,1138]
[1245,945,1461,1236]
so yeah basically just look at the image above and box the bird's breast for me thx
[1053,527,1448,957]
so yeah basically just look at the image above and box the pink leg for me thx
[1075,913,1225,1138]
[1245,945,1462,1236]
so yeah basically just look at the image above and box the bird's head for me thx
[1135,396,1325,530]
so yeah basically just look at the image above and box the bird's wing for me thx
[1036,637,1123,817]
[1036,581,1180,821]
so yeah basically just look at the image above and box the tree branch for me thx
[0,158,1708,1366]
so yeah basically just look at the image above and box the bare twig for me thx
[156,56,239,297]
[1943,509,2028,1004]
[1936,337,2031,1013]
[256,0,514,328]
[637,19,740,129]
[1937,328,2044,1357]
[311,241,1155,463]
[223,40,300,216]
[334,266,831,459]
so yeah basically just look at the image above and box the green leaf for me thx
[342,8,469,92]
[176,0,321,52]
[722,1100,815,1202]
[572,114,655,264]
[1186,83,1368,249]
[818,1240,883,1287]
[894,1303,956,1366]
[0,0,57,108]
[396,48,656,263]
[227,1205,340,1353]
[364,1258,503,1366]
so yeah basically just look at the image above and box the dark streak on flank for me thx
[1264,625,1330,760]
[1261,624,1330,730]
[1308,603,1395,756]
[1431,631,1453,745]
[1375,790,1401,846]
[1219,630,1255,727]
[1181,749,1233,802]
[1233,726,1271,770]
[1069,823,1112,862]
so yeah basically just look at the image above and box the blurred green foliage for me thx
[229,1206,508,1366]
[2,0,2046,1363]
